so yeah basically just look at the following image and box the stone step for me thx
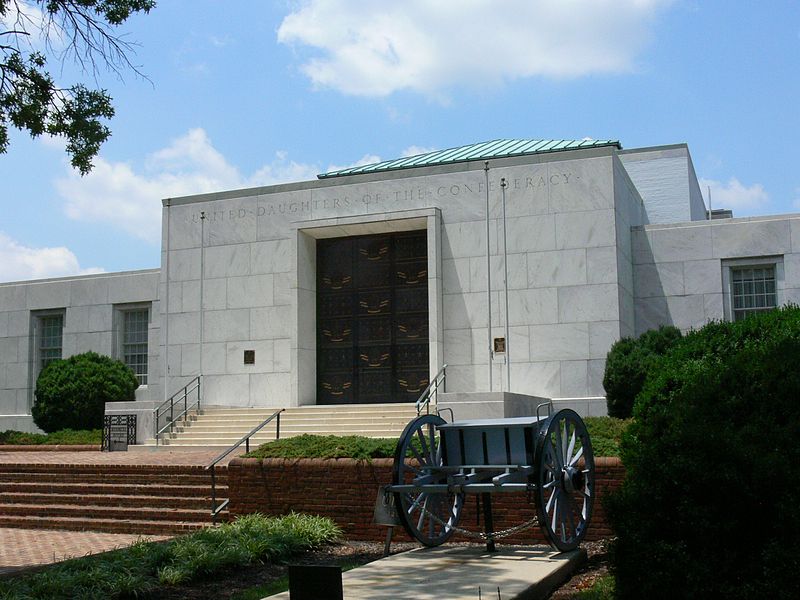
[0,515,218,536]
[0,492,212,510]
[0,481,226,498]
[0,502,211,523]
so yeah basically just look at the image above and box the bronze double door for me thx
[316,230,430,404]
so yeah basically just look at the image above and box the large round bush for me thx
[32,352,138,432]
[608,307,800,599]
[603,325,682,418]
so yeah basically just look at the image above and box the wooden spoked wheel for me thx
[392,414,464,546]
[535,409,595,552]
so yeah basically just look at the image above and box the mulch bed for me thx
[152,541,418,599]
[548,539,612,598]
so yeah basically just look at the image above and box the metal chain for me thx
[416,501,540,541]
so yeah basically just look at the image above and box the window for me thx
[722,257,783,322]
[731,266,777,321]
[119,307,149,385]
[38,314,64,369]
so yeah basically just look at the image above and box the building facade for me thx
[2,139,797,432]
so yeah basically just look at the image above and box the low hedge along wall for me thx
[227,457,623,543]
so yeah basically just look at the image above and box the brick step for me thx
[0,482,226,498]
[0,464,214,475]
[0,502,212,523]
[0,515,221,536]
[0,492,214,510]
[0,472,224,486]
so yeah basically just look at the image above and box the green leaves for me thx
[1,0,154,172]
[32,351,138,432]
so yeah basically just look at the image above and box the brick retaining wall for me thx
[227,456,623,543]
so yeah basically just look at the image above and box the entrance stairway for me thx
[0,463,227,535]
[144,403,418,447]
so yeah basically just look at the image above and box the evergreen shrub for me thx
[31,352,138,433]
[603,325,682,418]
[607,306,800,599]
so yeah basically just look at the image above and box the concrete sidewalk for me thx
[267,545,585,600]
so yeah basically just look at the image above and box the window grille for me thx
[122,309,149,384]
[731,266,776,321]
[39,314,63,369]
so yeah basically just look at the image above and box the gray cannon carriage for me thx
[386,406,595,552]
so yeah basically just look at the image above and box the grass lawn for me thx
[0,429,101,445]
[245,417,630,460]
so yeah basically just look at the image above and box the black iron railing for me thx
[415,363,447,416]
[205,408,285,522]
[154,376,201,445]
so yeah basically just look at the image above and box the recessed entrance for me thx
[316,230,429,404]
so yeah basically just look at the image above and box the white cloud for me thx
[700,177,770,214]
[55,129,320,244]
[324,153,382,174]
[0,233,103,282]
[277,0,673,97]
[402,145,437,158]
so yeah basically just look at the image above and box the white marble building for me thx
[2,139,797,432]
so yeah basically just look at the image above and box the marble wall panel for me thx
[634,262,684,298]
[555,210,615,250]
[203,309,250,343]
[529,323,590,361]
[226,340,274,374]
[588,321,621,359]
[507,288,558,326]
[442,258,471,294]
[168,312,200,345]
[587,246,619,285]
[0,285,27,310]
[711,219,791,258]
[250,305,292,340]
[87,305,112,332]
[443,329,472,365]
[442,220,488,259]
[548,157,613,213]
[204,244,251,279]
[510,361,561,398]
[168,248,201,281]
[650,225,712,263]
[227,275,274,309]
[204,374,250,407]
[27,281,70,310]
[560,360,589,397]
[557,284,619,323]
[70,278,109,306]
[469,254,527,291]
[252,239,293,275]
[505,214,556,254]
[274,338,291,372]
[108,273,158,304]
[683,260,722,295]
[527,249,587,287]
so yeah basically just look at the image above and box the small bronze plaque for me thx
[243,350,255,364]
[494,337,506,353]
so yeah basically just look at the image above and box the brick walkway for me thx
[0,448,236,466]
[0,448,240,575]
[0,527,169,575]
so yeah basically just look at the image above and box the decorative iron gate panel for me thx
[102,414,137,451]
[317,231,429,404]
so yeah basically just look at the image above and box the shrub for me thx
[245,434,399,460]
[0,429,101,445]
[31,352,138,433]
[603,325,682,418]
[607,306,800,599]
[0,513,340,599]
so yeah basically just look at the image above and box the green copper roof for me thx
[318,138,621,179]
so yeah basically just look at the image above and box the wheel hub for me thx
[561,465,585,493]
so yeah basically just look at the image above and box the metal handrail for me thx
[205,408,285,522]
[415,363,447,416]
[154,376,201,446]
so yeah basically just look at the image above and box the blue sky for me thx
[1,0,799,281]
